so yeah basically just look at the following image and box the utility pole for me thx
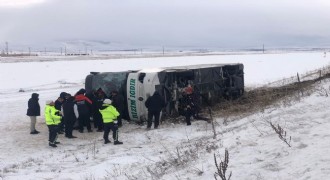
[5,42,8,55]
[162,46,165,55]
[60,47,62,56]
[65,46,67,56]
[263,44,265,54]
[28,47,31,56]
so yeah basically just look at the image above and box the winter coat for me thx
[26,93,40,116]
[62,97,79,121]
[75,94,93,116]
[99,104,120,123]
[145,92,165,112]
[111,94,125,113]
[181,94,196,111]
[45,105,61,125]
[90,93,105,115]
[55,99,63,111]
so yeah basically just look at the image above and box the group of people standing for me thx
[144,85,200,129]
[26,85,200,148]
[26,88,124,148]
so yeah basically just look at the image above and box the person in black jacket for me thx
[145,91,165,129]
[91,88,106,132]
[26,93,41,134]
[181,86,195,126]
[62,95,79,138]
[110,90,125,127]
[55,92,67,134]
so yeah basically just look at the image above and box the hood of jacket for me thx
[31,93,39,100]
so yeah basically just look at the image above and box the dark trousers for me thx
[47,125,59,144]
[117,113,123,127]
[93,112,103,130]
[103,122,119,142]
[59,117,65,132]
[147,110,160,128]
[78,114,91,131]
[185,108,194,125]
[65,117,75,137]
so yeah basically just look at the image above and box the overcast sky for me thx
[1,0,330,50]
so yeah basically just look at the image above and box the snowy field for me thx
[0,52,330,179]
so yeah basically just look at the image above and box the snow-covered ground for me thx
[0,52,330,179]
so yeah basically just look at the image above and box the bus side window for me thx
[138,73,146,83]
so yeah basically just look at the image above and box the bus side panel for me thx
[127,73,140,121]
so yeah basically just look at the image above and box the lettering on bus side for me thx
[129,78,138,119]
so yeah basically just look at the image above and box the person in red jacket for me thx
[75,88,93,133]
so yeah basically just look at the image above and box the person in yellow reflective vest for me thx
[45,100,62,147]
[99,99,123,145]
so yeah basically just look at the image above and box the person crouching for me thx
[99,99,123,145]
[45,100,62,147]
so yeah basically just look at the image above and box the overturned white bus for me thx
[85,63,244,122]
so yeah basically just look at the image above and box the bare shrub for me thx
[270,122,291,147]
[82,173,96,180]
[214,149,232,180]
[141,139,214,179]
[206,143,220,153]
[316,86,330,97]
[104,164,124,179]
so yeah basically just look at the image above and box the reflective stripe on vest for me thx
[99,104,120,123]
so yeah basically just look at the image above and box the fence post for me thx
[297,72,300,83]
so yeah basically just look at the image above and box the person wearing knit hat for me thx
[46,100,54,105]
[45,99,62,147]
[103,99,112,104]
[99,99,123,145]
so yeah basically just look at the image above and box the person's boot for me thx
[114,141,123,145]
[104,140,111,144]
[78,129,83,133]
[30,131,38,134]
[49,143,57,147]
[88,129,93,133]
[55,141,60,144]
